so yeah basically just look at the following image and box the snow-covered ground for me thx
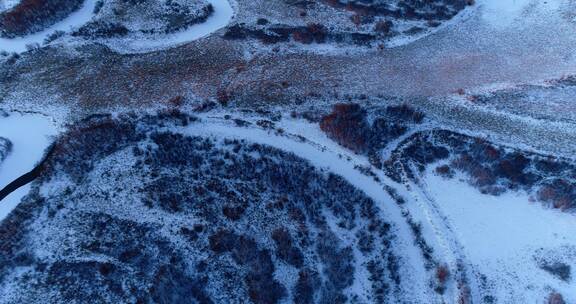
[0,0,19,13]
[421,170,576,303]
[1,109,573,303]
[0,0,97,53]
[481,0,536,27]
[103,0,234,53]
[0,112,58,222]
[182,114,576,303]
[0,0,234,54]
[169,114,485,303]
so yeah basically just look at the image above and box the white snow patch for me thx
[422,171,576,303]
[0,112,58,222]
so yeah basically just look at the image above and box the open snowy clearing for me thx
[0,112,58,222]
[421,170,576,303]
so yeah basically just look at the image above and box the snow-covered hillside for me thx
[0,0,575,303]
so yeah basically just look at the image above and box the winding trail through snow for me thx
[177,116,435,302]
[0,0,234,54]
[0,0,19,13]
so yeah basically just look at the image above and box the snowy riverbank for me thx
[103,0,234,53]
[0,112,58,222]
[0,0,234,54]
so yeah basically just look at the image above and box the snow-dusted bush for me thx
[388,130,576,212]
[0,137,12,164]
[73,0,214,39]
[320,103,425,156]
[548,292,566,304]
[320,103,372,153]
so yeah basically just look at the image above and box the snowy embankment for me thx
[177,115,469,303]
[420,170,576,303]
[0,0,97,53]
[0,112,58,222]
[105,0,234,53]
[0,0,19,13]
[0,0,234,54]
[186,114,576,303]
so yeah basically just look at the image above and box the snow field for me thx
[0,112,58,222]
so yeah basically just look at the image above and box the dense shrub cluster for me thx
[44,114,143,181]
[72,21,129,38]
[320,103,372,153]
[548,292,566,304]
[387,130,576,211]
[241,0,471,47]
[0,137,12,164]
[320,103,425,155]
[72,0,214,39]
[0,0,83,38]
[42,111,195,182]
[209,230,287,304]
[540,261,571,282]
[224,23,328,45]
[296,0,472,44]
[0,113,404,303]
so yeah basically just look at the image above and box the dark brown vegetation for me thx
[0,137,12,163]
[320,103,372,153]
[224,23,328,45]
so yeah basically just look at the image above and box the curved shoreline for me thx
[0,0,234,54]
[0,112,57,222]
[104,0,234,54]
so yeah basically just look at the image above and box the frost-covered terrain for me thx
[0,0,96,52]
[0,112,58,221]
[0,137,11,164]
[423,172,576,303]
[0,113,436,303]
[0,0,19,13]
[0,0,575,303]
[0,0,231,53]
